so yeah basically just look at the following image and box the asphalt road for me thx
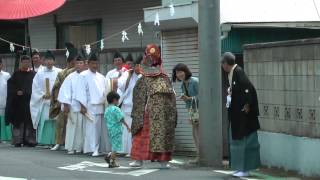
[0,143,237,180]
[0,143,306,180]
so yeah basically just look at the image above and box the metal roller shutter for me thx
[161,28,198,154]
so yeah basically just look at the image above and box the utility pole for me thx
[198,0,222,167]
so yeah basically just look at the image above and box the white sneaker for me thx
[67,150,75,154]
[159,161,171,169]
[50,144,60,151]
[92,150,100,157]
[129,160,143,167]
[232,171,249,177]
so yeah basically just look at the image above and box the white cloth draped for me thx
[0,70,10,115]
[105,68,123,80]
[83,114,111,153]
[58,71,85,152]
[65,112,84,152]
[30,67,61,129]
[34,65,44,73]
[76,70,106,114]
[104,77,112,106]
[228,64,238,88]
[121,112,132,154]
[117,71,141,154]
[57,71,82,113]
[76,70,110,153]
[117,71,141,113]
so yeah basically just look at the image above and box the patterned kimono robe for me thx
[131,74,177,161]
[49,67,75,144]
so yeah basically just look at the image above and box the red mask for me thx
[143,44,161,67]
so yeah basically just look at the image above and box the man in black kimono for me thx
[5,55,36,147]
[221,52,261,177]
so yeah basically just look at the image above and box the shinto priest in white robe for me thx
[57,70,85,153]
[30,66,61,145]
[77,69,111,154]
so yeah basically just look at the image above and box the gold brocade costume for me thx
[131,75,177,152]
[49,67,75,144]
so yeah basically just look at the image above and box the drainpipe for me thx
[220,23,231,40]
[220,31,229,40]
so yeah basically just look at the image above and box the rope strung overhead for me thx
[0,2,175,54]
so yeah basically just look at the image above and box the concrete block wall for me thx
[244,38,320,176]
[244,39,320,138]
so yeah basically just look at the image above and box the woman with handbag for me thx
[172,63,199,164]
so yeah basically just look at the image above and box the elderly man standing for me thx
[221,52,261,177]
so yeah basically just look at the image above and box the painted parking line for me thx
[0,176,27,180]
[58,161,159,176]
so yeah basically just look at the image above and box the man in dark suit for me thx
[221,52,261,177]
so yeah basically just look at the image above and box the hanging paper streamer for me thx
[0,1,176,52]
[66,49,70,58]
[138,23,144,36]
[9,43,14,52]
[121,31,129,43]
[154,12,160,26]
[100,39,104,50]
[85,44,91,55]
[169,3,175,16]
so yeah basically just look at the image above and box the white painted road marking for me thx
[0,176,27,180]
[58,161,159,176]
[214,170,300,180]
[85,169,159,177]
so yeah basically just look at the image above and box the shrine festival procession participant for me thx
[5,55,36,147]
[104,91,131,168]
[130,44,177,169]
[58,53,86,154]
[30,51,61,146]
[49,43,77,151]
[0,58,11,142]
[221,52,261,178]
[117,55,142,156]
[31,50,44,72]
[76,52,110,157]
[105,51,126,91]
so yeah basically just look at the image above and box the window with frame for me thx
[57,19,102,49]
